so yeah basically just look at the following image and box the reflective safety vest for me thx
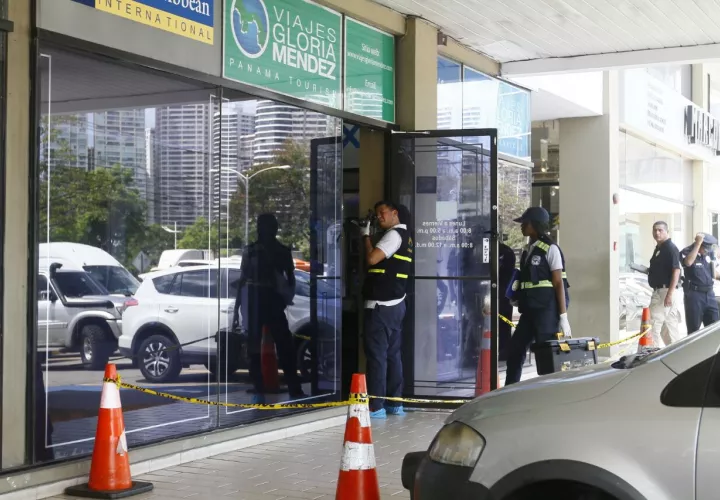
[362,227,413,302]
[516,235,570,310]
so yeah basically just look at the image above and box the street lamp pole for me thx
[213,165,292,246]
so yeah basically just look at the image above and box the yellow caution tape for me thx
[104,377,467,409]
[499,314,516,328]
[595,326,650,350]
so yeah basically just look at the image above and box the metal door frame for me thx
[386,128,499,402]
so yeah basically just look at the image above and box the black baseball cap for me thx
[513,207,550,224]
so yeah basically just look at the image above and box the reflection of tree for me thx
[40,115,154,268]
[498,169,530,250]
[228,140,311,256]
[39,163,147,264]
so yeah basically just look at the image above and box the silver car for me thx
[38,263,132,370]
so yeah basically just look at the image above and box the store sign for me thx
[344,18,395,122]
[223,0,342,109]
[71,0,215,44]
[685,105,720,155]
[620,69,719,161]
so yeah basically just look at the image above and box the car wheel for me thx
[80,324,116,371]
[296,339,313,382]
[138,334,181,383]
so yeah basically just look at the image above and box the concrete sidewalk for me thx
[52,410,449,500]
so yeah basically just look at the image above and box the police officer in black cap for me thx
[681,232,720,334]
[505,206,570,385]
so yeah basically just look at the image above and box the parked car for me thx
[39,242,140,297]
[401,321,720,500]
[119,264,340,383]
[38,261,134,369]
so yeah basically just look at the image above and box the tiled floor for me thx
[51,410,449,500]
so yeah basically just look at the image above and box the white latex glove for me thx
[558,312,572,338]
[360,220,371,237]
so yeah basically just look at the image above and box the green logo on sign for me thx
[224,0,342,109]
[231,0,270,59]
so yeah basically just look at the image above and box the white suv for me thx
[119,264,339,383]
[402,323,720,500]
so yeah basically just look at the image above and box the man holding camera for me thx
[360,201,412,419]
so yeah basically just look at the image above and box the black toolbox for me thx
[531,337,600,376]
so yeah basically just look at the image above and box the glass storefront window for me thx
[437,58,531,160]
[617,130,693,336]
[35,47,342,463]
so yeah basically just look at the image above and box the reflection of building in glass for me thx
[44,114,90,170]
[155,104,211,229]
[238,112,255,171]
[92,109,149,215]
[212,107,239,217]
[253,100,330,164]
[145,128,157,225]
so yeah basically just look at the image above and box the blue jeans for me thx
[364,302,406,412]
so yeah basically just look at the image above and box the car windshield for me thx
[84,265,139,296]
[53,271,108,298]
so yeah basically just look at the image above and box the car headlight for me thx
[428,422,485,467]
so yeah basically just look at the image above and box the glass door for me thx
[388,129,498,400]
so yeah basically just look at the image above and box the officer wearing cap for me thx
[681,232,720,334]
[505,206,570,385]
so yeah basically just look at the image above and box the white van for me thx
[39,243,140,296]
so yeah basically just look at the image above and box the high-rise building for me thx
[212,106,239,218]
[43,114,90,170]
[155,104,212,230]
[253,100,330,164]
[91,109,148,212]
[238,111,255,172]
[145,128,157,225]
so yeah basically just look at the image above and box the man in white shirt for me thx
[360,201,413,419]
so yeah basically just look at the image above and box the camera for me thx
[350,209,377,228]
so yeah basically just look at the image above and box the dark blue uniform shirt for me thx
[681,245,715,289]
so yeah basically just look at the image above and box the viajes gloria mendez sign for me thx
[685,105,720,156]
[224,0,342,109]
[71,0,215,44]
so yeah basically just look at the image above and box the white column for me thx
[692,64,710,235]
[558,71,620,347]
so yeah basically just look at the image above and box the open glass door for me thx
[388,129,498,401]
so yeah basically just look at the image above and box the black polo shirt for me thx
[648,239,680,289]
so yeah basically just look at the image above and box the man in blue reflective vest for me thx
[681,232,720,334]
[505,207,571,385]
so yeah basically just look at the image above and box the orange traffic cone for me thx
[475,330,492,396]
[335,374,380,500]
[65,364,153,498]
[637,307,653,352]
[261,325,280,393]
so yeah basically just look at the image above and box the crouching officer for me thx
[681,233,720,334]
[505,207,570,385]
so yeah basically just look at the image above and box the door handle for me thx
[220,308,231,314]
[164,307,179,313]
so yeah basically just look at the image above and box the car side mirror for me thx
[49,290,58,302]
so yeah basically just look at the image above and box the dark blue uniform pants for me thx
[684,289,719,334]
[364,302,406,412]
[505,311,556,385]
